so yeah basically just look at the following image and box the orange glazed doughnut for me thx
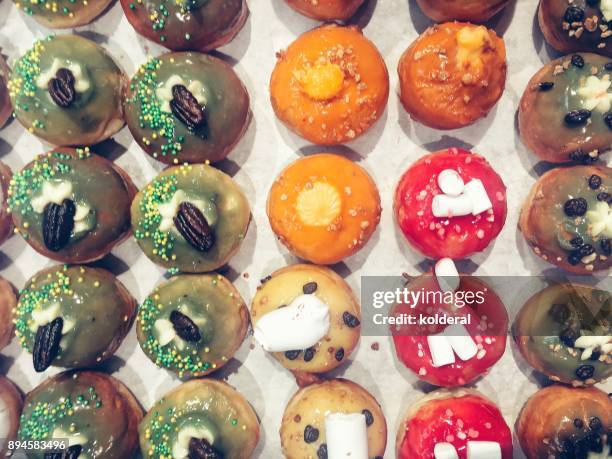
[270,24,389,145]
[267,154,381,265]
[398,22,507,130]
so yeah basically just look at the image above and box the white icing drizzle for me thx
[29,302,75,336]
[157,190,212,233]
[586,201,612,238]
[171,425,215,459]
[156,75,208,113]
[30,180,93,234]
[577,75,612,113]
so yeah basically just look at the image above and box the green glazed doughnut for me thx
[121,0,248,52]
[131,163,250,273]
[0,54,11,129]
[14,0,113,28]
[125,52,250,165]
[8,35,126,146]
[8,148,135,264]
[139,379,259,459]
[18,370,143,459]
[513,283,611,386]
[14,265,137,373]
[137,273,249,378]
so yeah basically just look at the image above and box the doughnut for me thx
[0,376,22,457]
[519,53,612,164]
[121,0,248,52]
[513,283,611,386]
[394,148,507,260]
[0,161,13,246]
[124,52,250,165]
[267,153,381,265]
[516,385,611,459]
[8,148,136,264]
[8,35,126,146]
[0,276,17,352]
[131,163,251,273]
[396,389,513,459]
[519,164,612,273]
[398,23,507,130]
[250,264,361,378]
[392,272,508,387]
[270,24,389,145]
[0,54,11,129]
[415,0,511,23]
[18,370,142,458]
[14,0,112,28]
[538,0,612,56]
[139,379,259,459]
[280,379,387,459]
[283,0,365,21]
[14,265,136,373]
[137,273,249,378]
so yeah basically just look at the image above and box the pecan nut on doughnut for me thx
[131,163,251,273]
[280,379,387,459]
[14,0,113,28]
[283,0,366,21]
[0,376,22,457]
[396,389,513,459]
[0,55,11,129]
[270,24,389,145]
[519,53,612,164]
[516,385,611,459]
[18,371,143,459]
[514,283,611,386]
[137,273,249,378]
[8,35,126,147]
[251,264,361,382]
[0,276,16,352]
[416,0,511,23]
[14,265,137,373]
[398,23,506,130]
[9,148,136,264]
[139,379,260,459]
[519,164,612,273]
[121,0,248,52]
[539,0,612,56]
[125,52,250,165]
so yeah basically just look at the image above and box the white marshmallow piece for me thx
[434,443,459,459]
[254,294,330,352]
[463,179,493,216]
[467,441,502,459]
[434,258,460,293]
[432,194,473,218]
[325,413,368,459]
[446,324,478,361]
[437,169,465,197]
[427,334,456,368]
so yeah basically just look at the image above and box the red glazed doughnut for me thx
[391,272,508,387]
[396,389,513,459]
[394,148,507,260]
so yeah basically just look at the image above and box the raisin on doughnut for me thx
[519,53,612,164]
[516,385,611,459]
[519,165,612,273]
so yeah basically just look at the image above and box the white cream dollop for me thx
[171,425,215,459]
[36,59,90,93]
[156,75,208,113]
[30,180,93,233]
[577,75,612,113]
[29,302,75,336]
[254,294,330,352]
[325,412,368,459]
[586,201,612,238]
[157,190,208,233]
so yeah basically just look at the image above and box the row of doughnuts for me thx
[1,371,610,458]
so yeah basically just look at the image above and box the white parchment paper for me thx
[0,0,610,457]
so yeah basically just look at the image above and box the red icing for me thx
[398,393,513,459]
[394,148,507,259]
[392,274,508,387]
